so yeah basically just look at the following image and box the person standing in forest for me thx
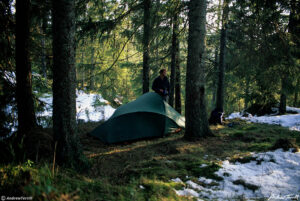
[152,69,170,102]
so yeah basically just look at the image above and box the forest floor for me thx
[1,119,300,200]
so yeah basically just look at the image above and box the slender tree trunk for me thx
[294,78,299,107]
[212,0,222,106]
[174,9,181,113]
[279,77,287,114]
[156,37,159,68]
[244,76,250,109]
[15,0,37,134]
[215,0,229,111]
[294,90,298,107]
[41,15,47,79]
[81,50,84,89]
[169,15,178,107]
[184,0,212,140]
[143,0,150,94]
[212,47,219,104]
[90,42,95,90]
[175,37,181,113]
[52,0,87,168]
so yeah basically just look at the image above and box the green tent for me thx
[90,92,185,143]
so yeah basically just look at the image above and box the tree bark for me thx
[174,10,181,113]
[169,14,178,107]
[15,0,37,134]
[279,77,287,114]
[80,50,84,89]
[212,0,222,106]
[294,90,298,107]
[142,0,150,94]
[52,0,87,168]
[212,47,219,104]
[174,36,181,113]
[215,0,229,111]
[90,42,95,90]
[184,0,212,140]
[294,78,299,107]
[41,15,47,79]
[244,76,250,110]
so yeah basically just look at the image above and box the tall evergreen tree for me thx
[215,0,229,112]
[174,20,181,113]
[169,14,178,107]
[142,0,151,93]
[171,2,181,112]
[279,0,300,114]
[185,0,212,140]
[52,0,88,168]
[15,0,37,134]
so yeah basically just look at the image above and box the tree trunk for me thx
[294,78,299,107]
[244,76,250,109]
[90,42,95,90]
[174,10,181,113]
[15,0,37,134]
[175,36,181,113]
[41,15,47,79]
[279,77,287,114]
[142,0,150,94]
[184,0,212,140]
[81,50,84,89]
[52,0,87,168]
[294,90,298,107]
[212,47,219,105]
[169,15,178,107]
[212,0,222,106]
[215,0,229,111]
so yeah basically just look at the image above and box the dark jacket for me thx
[152,76,170,96]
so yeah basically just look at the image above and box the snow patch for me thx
[37,90,115,122]
[226,106,300,132]
[3,71,16,84]
[171,178,183,183]
[173,149,300,200]
[226,112,243,120]
[1,91,116,139]
[286,106,300,114]
[199,164,208,168]
[175,188,199,197]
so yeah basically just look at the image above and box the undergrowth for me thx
[0,119,299,200]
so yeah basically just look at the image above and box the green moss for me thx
[231,132,257,142]
[186,162,223,181]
